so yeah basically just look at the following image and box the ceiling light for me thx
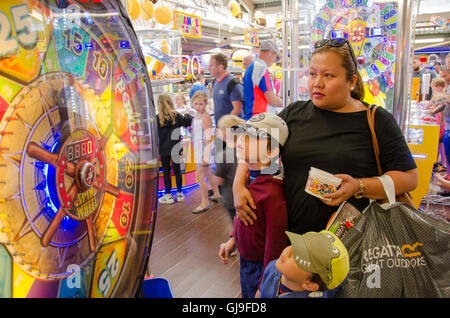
[414,38,444,44]
[230,43,253,49]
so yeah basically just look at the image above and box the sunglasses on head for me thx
[314,38,358,73]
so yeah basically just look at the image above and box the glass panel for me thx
[137,29,183,83]
[406,128,424,145]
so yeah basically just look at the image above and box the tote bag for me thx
[337,175,450,298]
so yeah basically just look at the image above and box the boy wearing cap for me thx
[219,112,289,298]
[243,40,283,120]
[214,114,246,220]
[256,230,349,298]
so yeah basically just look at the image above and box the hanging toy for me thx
[155,5,173,24]
[145,40,170,79]
[229,0,242,19]
[255,11,266,27]
[276,17,282,32]
[141,0,154,21]
[127,0,140,20]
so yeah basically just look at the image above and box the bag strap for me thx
[227,77,240,95]
[377,175,396,206]
[366,105,383,176]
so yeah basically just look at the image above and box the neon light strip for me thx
[157,183,199,196]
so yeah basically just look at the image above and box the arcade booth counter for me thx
[0,0,159,298]
[405,101,440,209]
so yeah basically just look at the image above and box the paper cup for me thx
[305,167,342,201]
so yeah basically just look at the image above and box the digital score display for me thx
[66,139,94,162]
[330,30,344,39]
[369,27,383,37]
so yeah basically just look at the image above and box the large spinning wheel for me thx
[0,0,158,298]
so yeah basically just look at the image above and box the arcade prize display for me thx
[182,55,201,81]
[311,0,398,111]
[406,101,440,209]
[140,29,183,81]
[0,0,159,298]
[124,0,197,194]
[123,0,183,81]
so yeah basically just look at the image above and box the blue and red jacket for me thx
[243,58,275,120]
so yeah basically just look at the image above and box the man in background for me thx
[243,40,282,120]
[208,53,243,124]
[243,55,253,70]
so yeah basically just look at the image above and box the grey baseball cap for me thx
[233,112,289,147]
[260,40,282,58]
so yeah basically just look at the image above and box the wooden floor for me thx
[147,187,242,298]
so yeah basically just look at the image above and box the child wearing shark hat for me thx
[256,230,349,298]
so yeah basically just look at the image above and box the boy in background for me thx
[214,115,245,221]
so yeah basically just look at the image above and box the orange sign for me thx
[173,11,202,38]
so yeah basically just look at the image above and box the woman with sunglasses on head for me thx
[233,39,418,235]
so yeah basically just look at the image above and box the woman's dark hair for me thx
[312,44,365,101]
[311,273,328,292]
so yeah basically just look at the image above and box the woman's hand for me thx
[234,183,257,226]
[321,174,359,207]
[233,163,256,226]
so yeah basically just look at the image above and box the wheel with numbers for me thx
[0,0,158,298]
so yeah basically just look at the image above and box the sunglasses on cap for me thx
[231,124,271,140]
[314,38,358,73]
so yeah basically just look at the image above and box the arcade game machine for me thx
[309,0,436,207]
[311,0,397,111]
[405,100,440,209]
[0,0,158,297]
[124,0,198,195]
